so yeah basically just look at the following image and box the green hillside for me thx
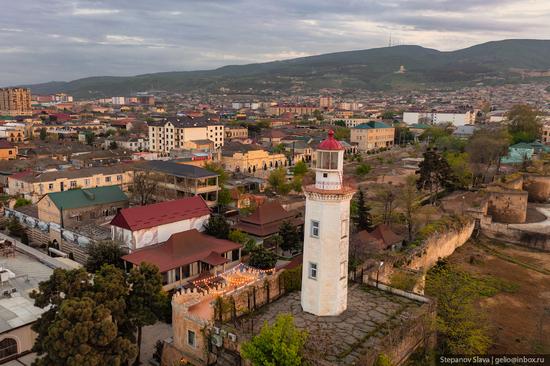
[22,39,550,98]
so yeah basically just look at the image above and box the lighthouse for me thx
[301,130,355,316]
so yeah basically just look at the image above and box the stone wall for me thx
[523,174,550,203]
[480,216,550,251]
[486,189,528,224]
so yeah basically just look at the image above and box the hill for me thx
[22,39,550,98]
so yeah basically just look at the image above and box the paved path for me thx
[140,322,172,364]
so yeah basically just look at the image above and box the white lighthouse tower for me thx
[301,130,355,316]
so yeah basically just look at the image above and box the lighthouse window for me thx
[310,220,320,237]
[309,262,318,279]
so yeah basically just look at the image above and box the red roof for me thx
[235,201,303,237]
[318,130,344,150]
[0,140,14,149]
[110,196,210,231]
[121,229,241,272]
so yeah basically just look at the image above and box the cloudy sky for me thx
[1,0,549,85]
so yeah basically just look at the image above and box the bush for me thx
[14,198,31,208]
[356,163,372,176]
[248,246,277,270]
[280,265,302,292]
[20,231,29,245]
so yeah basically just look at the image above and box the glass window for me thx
[187,330,196,347]
[0,338,18,359]
[309,262,318,279]
[330,151,339,169]
[105,176,111,183]
[310,220,319,238]
[70,181,77,188]
[48,183,54,190]
[117,175,122,182]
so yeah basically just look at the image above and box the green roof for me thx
[409,123,431,129]
[354,121,391,129]
[46,186,128,210]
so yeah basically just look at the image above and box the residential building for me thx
[350,121,395,151]
[148,116,224,153]
[319,96,333,110]
[121,229,241,291]
[225,126,248,140]
[110,196,210,251]
[0,88,32,116]
[403,110,475,126]
[329,117,370,128]
[542,124,550,144]
[105,137,149,151]
[351,224,403,255]
[0,140,17,160]
[235,201,303,240]
[7,165,134,203]
[37,186,129,228]
[222,146,287,177]
[137,160,220,206]
[267,105,319,116]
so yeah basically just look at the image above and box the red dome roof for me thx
[318,130,344,150]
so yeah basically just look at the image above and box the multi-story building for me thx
[0,139,17,160]
[267,105,319,116]
[350,121,395,151]
[403,110,475,126]
[542,123,550,145]
[222,147,288,177]
[225,126,248,140]
[7,165,135,203]
[319,96,333,110]
[328,116,370,128]
[0,88,32,116]
[148,116,224,153]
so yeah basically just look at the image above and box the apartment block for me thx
[0,88,32,116]
[350,121,395,151]
[148,116,224,153]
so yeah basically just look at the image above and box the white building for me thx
[148,116,224,153]
[403,111,475,126]
[328,116,371,128]
[111,96,126,105]
[301,130,355,316]
[110,196,211,251]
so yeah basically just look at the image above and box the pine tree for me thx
[203,215,230,239]
[417,147,455,204]
[278,221,301,252]
[356,189,373,231]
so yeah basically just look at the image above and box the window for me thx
[341,219,348,238]
[70,181,77,189]
[48,183,54,190]
[105,176,111,183]
[310,220,320,238]
[340,261,347,280]
[116,175,122,182]
[308,262,318,279]
[84,179,90,186]
[187,330,196,347]
[0,338,17,359]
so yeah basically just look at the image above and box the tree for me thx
[292,161,308,176]
[334,120,346,127]
[273,143,286,154]
[355,189,373,231]
[85,131,95,145]
[312,109,323,121]
[203,215,230,239]
[85,240,126,273]
[445,152,473,189]
[204,162,228,186]
[109,141,118,149]
[14,197,31,208]
[127,263,168,366]
[229,230,256,253]
[397,175,422,242]
[465,128,510,185]
[248,246,277,270]
[7,216,24,237]
[217,187,233,209]
[39,128,47,141]
[31,267,138,365]
[507,104,541,143]
[374,184,397,225]
[32,297,137,366]
[381,110,395,120]
[241,314,308,366]
[416,147,455,203]
[334,127,350,140]
[132,171,158,205]
[268,168,291,195]
[426,261,492,355]
[278,221,301,253]
[356,163,371,177]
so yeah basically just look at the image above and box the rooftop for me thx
[318,130,344,151]
[353,121,392,130]
[121,229,241,272]
[110,195,210,231]
[140,160,218,179]
[44,185,128,210]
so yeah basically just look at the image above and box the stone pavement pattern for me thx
[235,284,422,365]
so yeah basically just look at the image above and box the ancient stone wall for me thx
[523,174,550,203]
[480,215,550,251]
[486,190,528,224]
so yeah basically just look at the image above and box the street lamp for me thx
[376,260,384,289]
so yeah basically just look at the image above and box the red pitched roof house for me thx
[121,229,241,290]
[235,200,303,239]
[351,224,404,254]
[110,196,211,251]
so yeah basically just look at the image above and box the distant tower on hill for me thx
[301,130,355,316]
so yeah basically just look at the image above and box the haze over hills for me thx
[22,39,550,98]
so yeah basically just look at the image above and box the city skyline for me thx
[1,0,550,85]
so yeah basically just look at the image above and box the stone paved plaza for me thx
[235,284,423,365]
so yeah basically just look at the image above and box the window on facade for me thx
[161,271,168,285]
[70,181,77,188]
[117,175,122,182]
[182,264,191,278]
[309,262,318,279]
[231,249,240,262]
[0,338,17,360]
[316,151,339,169]
[84,179,90,186]
[187,330,196,347]
[48,183,54,190]
[340,261,347,280]
[105,176,111,183]
[341,219,348,238]
[310,220,320,238]
[175,268,181,281]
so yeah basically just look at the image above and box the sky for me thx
[1,0,550,86]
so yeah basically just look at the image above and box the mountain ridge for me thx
[20,39,550,98]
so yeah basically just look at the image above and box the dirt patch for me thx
[448,240,550,353]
